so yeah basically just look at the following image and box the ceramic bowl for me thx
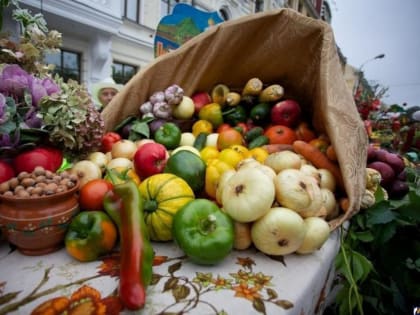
[0,182,80,256]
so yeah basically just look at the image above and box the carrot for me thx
[262,144,294,154]
[326,145,337,162]
[338,197,350,213]
[292,140,344,190]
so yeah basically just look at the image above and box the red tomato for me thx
[264,125,297,145]
[0,160,15,183]
[235,122,248,135]
[216,123,232,134]
[101,132,122,153]
[78,179,113,211]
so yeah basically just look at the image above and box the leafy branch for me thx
[329,164,420,315]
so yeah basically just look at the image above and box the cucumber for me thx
[193,132,208,151]
[248,135,269,149]
[244,126,264,142]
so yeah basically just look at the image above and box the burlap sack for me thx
[102,8,368,229]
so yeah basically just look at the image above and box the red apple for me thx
[133,142,168,179]
[270,99,301,127]
[0,160,15,183]
[191,91,212,115]
[13,146,63,173]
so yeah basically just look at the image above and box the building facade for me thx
[4,0,331,91]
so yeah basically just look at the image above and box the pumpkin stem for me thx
[144,199,158,213]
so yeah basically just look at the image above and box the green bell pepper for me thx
[172,198,234,265]
[103,180,154,310]
[222,105,247,126]
[153,122,181,150]
[65,211,117,262]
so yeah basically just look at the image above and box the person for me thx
[91,77,123,110]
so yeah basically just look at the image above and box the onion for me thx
[69,160,102,187]
[264,150,302,173]
[222,167,275,222]
[274,169,323,218]
[296,217,330,254]
[107,157,133,170]
[87,151,109,172]
[251,207,306,256]
[111,139,138,160]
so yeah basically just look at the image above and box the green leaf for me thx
[354,230,375,242]
[366,202,396,226]
[372,221,397,245]
[350,250,374,283]
[129,120,150,140]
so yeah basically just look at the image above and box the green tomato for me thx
[154,122,181,150]
[172,199,234,265]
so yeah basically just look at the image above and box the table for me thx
[0,229,340,315]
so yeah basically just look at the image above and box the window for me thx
[44,49,81,82]
[160,0,179,17]
[112,62,138,84]
[124,0,141,23]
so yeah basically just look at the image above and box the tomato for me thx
[79,179,113,211]
[0,160,15,183]
[235,122,249,135]
[264,125,297,145]
[216,123,232,134]
[101,132,122,153]
[217,128,245,150]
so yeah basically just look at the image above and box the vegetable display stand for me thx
[102,8,367,229]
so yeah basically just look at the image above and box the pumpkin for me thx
[139,173,195,241]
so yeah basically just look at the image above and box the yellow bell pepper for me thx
[192,119,213,137]
[205,158,234,200]
[198,103,223,128]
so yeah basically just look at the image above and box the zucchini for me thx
[244,126,264,142]
[248,135,269,149]
[193,132,208,151]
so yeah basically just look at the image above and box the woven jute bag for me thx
[102,8,368,230]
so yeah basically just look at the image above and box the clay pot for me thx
[0,182,80,256]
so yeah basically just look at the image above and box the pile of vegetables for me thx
[1,77,416,312]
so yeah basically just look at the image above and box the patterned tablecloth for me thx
[0,229,340,315]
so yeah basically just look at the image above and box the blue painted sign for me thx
[154,3,223,58]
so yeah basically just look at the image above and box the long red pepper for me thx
[111,181,151,310]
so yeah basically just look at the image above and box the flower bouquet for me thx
[0,2,104,159]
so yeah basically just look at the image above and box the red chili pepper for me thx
[101,132,122,153]
[105,181,153,310]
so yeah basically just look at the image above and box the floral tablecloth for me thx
[0,229,340,315]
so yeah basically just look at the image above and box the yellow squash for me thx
[139,173,195,241]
